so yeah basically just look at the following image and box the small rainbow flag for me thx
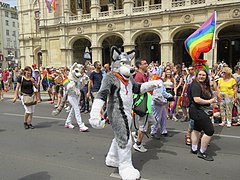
[184,11,216,70]
[45,0,56,13]
[62,78,70,88]
[170,96,182,114]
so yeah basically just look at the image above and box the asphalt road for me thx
[0,94,240,180]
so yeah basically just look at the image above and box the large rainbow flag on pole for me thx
[45,0,56,13]
[184,11,217,70]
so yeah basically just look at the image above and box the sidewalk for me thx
[2,90,51,101]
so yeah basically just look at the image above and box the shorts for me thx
[55,85,63,96]
[189,105,214,136]
[166,88,175,101]
[3,80,8,85]
[21,96,35,113]
[135,113,154,132]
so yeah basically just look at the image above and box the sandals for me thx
[232,122,240,126]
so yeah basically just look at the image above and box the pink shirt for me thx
[2,71,9,82]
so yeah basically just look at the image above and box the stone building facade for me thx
[0,2,19,68]
[18,0,240,68]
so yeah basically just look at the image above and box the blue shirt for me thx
[89,71,103,92]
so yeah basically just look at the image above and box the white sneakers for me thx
[64,123,88,132]
[79,124,89,132]
[133,143,147,153]
[64,123,75,129]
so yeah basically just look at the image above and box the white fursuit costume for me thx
[52,63,88,132]
[89,47,162,180]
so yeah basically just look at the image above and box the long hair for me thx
[195,68,212,98]
[23,66,32,76]
[163,69,174,83]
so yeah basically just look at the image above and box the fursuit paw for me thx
[105,156,119,168]
[119,166,140,180]
[89,118,106,129]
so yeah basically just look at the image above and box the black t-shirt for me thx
[17,76,34,95]
[188,81,210,108]
[89,71,103,92]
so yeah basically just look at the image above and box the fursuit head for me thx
[111,47,136,79]
[52,62,84,116]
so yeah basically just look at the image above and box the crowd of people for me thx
[1,59,240,162]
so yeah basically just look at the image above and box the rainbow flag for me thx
[45,0,56,13]
[62,78,70,88]
[184,11,216,70]
[170,96,182,114]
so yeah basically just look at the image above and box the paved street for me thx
[0,92,240,180]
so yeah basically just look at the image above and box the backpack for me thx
[132,92,152,117]
[132,92,152,132]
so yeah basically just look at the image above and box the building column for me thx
[108,4,114,17]
[144,0,149,12]
[124,45,136,65]
[41,50,48,67]
[123,0,134,15]
[160,41,173,65]
[161,0,170,10]
[90,0,100,19]
[91,46,102,64]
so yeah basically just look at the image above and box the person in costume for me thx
[89,46,163,180]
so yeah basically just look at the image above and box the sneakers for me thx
[28,124,35,129]
[64,123,75,129]
[132,132,138,143]
[172,115,178,121]
[79,124,88,132]
[197,151,214,161]
[24,122,29,129]
[190,149,198,154]
[219,121,226,127]
[133,143,147,153]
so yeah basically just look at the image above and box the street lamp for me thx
[7,52,15,68]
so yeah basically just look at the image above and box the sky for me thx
[1,0,17,7]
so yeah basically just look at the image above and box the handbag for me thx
[200,106,213,116]
[22,93,37,106]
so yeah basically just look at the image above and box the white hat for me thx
[34,69,39,72]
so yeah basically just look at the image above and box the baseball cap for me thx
[32,63,37,67]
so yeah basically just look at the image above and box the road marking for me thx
[170,129,240,139]
[3,113,240,139]
[3,113,65,121]
[110,173,149,180]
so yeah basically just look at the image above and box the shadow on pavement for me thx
[35,121,59,129]
[18,171,50,180]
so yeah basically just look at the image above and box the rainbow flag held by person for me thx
[45,0,56,13]
[184,11,217,70]
[170,96,182,114]
[62,78,70,88]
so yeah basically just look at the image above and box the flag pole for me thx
[212,11,217,68]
